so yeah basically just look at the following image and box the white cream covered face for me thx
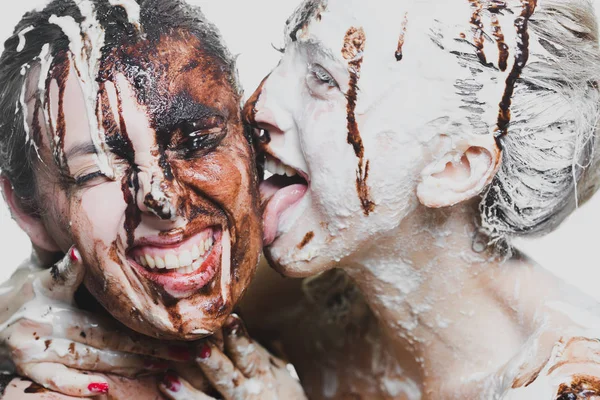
[25,29,262,340]
[244,0,543,276]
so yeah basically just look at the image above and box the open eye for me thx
[306,64,339,99]
[177,115,227,157]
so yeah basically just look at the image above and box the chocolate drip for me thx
[342,27,375,216]
[395,13,409,61]
[469,0,488,66]
[46,51,71,172]
[495,0,537,145]
[122,172,141,249]
[491,14,509,71]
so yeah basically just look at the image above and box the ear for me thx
[417,134,501,208]
[1,176,60,252]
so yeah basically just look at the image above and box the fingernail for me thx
[168,345,191,361]
[162,371,181,393]
[69,247,81,263]
[144,359,170,370]
[224,314,246,337]
[199,343,211,359]
[88,383,109,394]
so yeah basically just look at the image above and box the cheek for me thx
[174,145,255,212]
[71,181,127,246]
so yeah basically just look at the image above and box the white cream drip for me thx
[16,26,35,53]
[48,1,114,179]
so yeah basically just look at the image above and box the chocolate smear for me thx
[342,27,375,216]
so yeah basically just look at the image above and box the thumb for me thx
[38,247,85,302]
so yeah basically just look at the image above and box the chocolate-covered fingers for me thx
[159,371,216,400]
[38,247,85,302]
[18,362,110,398]
[223,314,271,378]
[11,336,168,378]
[55,314,192,362]
[194,341,249,400]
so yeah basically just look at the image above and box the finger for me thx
[172,362,212,392]
[223,314,271,378]
[18,362,110,397]
[159,371,217,400]
[38,247,84,301]
[195,341,246,399]
[48,312,193,362]
[14,337,167,378]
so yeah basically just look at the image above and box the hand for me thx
[0,248,191,397]
[159,314,307,400]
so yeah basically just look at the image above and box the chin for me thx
[81,227,255,340]
[264,231,337,279]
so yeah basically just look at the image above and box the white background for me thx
[1,1,599,301]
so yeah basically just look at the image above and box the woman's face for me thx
[29,32,262,339]
[246,0,521,277]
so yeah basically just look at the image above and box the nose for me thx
[136,167,179,221]
[242,74,287,148]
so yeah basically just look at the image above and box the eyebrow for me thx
[64,142,98,159]
[298,39,341,64]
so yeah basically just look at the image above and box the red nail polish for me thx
[199,343,211,359]
[69,248,80,262]
[88,383,109,394]
[162,372,181,392]
[168,345,191,361]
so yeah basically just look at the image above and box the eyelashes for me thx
[177,116,227,157]
[74,171,107,186]
[309,64,338,88]
[306,64,340,99]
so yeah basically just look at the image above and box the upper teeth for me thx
[135,236,214,274]
[265,156,297,178]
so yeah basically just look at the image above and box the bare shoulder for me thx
[506,336,600,399]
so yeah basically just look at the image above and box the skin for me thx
[28,30,262,340]
[1,29,305,399]
[242,0,600,398]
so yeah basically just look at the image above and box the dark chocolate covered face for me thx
[31,31,262,339]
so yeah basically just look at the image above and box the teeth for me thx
[265,157,298,178]
[134,235,216,272]
[165,253,179,269]
[145,254,156,268]
[178,250,193,267]
[285,166,297,177]
[191,245,201,260]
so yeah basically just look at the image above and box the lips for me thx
[260,155,309,246]
[128,228,223,298]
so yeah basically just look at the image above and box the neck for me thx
[344,202,562,389]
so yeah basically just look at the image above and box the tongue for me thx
[261,182,307,246]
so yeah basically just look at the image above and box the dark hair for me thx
[0,0,239,213]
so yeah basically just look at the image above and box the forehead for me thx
[288,0,526,69]
[288,0,530,127]
[107,32,238,107]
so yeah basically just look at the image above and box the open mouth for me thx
[260,154,309,246]
[128,227,223,297]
